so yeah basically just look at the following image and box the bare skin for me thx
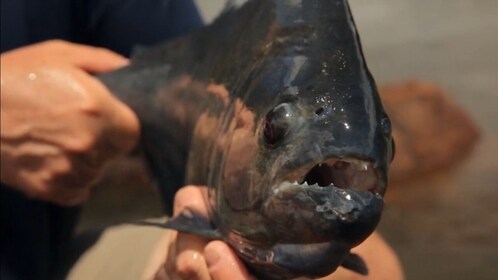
[0,40,140,205]
[145,186,404,280]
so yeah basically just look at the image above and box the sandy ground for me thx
[71,1,498,279]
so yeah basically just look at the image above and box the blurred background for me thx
[74,1,498,279]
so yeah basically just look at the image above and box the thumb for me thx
[204,241,256,280]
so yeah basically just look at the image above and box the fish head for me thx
[211,0,394,278]
[256,57,394,244]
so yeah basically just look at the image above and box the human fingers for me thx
[43,40,129,73]
[0,141,94,206]
[1,40,129,73]
[173,186,257,280]
[171,233,211,280]
[70,45,129,73]
[173,185,210,216]
[162,186,211,280]
[204,241,256,280]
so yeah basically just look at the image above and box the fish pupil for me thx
[263,119,277,144]
[263,103,293,145]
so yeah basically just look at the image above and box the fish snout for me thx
[264,156,386,245]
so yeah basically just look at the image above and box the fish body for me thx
[100,0,394,278]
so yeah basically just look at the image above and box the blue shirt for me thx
[1,0,203,55]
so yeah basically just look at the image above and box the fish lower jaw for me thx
[232,239,351,279]
[284,157,382,195]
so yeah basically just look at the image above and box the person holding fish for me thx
[1,42,403,280]
[1,0,403,279]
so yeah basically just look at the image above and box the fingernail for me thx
[204,245,221,268]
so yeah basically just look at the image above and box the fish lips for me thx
[245,179,383,279]
[262,157,385,243]
[238,239,352,279]
[264,179,384,245]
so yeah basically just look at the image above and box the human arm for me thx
[0,40,140,205]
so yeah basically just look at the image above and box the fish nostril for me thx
[315,107,324,116]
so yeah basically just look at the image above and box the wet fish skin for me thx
[100,0,393,278]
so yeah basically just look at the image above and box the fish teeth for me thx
[359,162,368,170]
[303,181,308,186]
[344,158,369,170]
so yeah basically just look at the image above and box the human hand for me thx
[0,40,139,205]
[143,185,256,280]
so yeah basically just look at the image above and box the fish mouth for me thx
[285,157,381,195]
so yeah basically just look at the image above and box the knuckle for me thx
[52,157,72,176]
[173,186,196,209]
[172,186,207,216]
[79,97,103,116]
[67,134,98,153]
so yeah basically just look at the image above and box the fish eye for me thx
[263,103,294,145]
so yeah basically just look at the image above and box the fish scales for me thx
[99,0,394,278]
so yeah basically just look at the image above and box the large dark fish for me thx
[99,0,394,278]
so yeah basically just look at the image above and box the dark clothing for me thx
[1,188,80,280]
[1,0,203,55]
[0,0,203,279]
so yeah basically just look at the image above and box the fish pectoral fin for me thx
[132,209,221,240]
[341,252,368,275]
